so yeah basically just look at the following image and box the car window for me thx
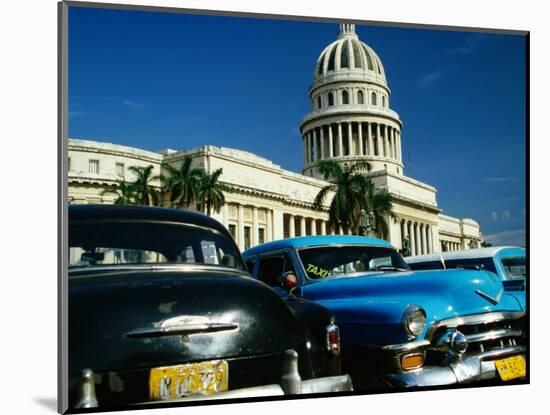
[298,246,408,280]
[408,258,498,274]
[501,257,526,278]
[258,253,295,287]
[245,259,256,274]
[69,220,245,272]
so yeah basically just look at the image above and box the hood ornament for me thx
[475,288,503,305]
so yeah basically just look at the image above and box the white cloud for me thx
[502,210,511,220]
[483,177,518,182]
[416,71,442,89]
[123,99,148,110]
[491,211,499,221]
[484,229,526,246]
[447,34,487,55]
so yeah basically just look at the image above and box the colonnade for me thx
[284,213,349,238]
[441,240,463,252]
[399,219,434,256]
[303,121,401,164]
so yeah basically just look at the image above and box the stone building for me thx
[68,24,481,254]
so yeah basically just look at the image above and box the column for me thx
[386,125,392,159]
[421,223,427,255]
[384,126,388,157]
[368,122,374,156]
[222,203,228,228]
[393,129,398,159]
[408,221,415,256]
[397,131,402,162]
[272,208,284,240]
[328,124,334,158]
[266,209,273,241]
[320,127,325,159]
[313,129,318,162]
[300,217,307,236]
[376,123,383,156]
[310,219,316,235]
[425,225,430,253]
[348,122,353,156]
[358,122,364,155]
[303,136,308,165]
[252,207,259,247]
[237,204,245,250]
[289,214,295,238]
[338,123,343,157]
[321,221,327,235]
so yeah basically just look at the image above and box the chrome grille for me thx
[426,312,525,362]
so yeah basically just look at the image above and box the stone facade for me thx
[67,24,481,254]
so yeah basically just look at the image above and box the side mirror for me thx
[281,271,298,291]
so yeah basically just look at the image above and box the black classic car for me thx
[68,205,351,410]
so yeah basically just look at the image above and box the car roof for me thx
[405,246,525,264]
[243,235,394,256]
[68,204,230,236]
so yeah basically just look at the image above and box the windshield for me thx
[69,220,245,272]
[297,245,409,280]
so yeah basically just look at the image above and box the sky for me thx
[68,6,527,246]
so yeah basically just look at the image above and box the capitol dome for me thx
[313,24,387,89]
[300,23,403,179]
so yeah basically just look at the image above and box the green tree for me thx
[128,165,161,206]
[160,156,203,208]
[100,179,137,205]
[313,160,371,234]
[360,180,393,239]
[197,168,230,216]
[313,160,392,238]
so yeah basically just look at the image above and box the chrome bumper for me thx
[75,350,353,409]
[381,345,526,388]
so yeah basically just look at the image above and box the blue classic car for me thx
[243,236,527,390]
[405,247,527,292]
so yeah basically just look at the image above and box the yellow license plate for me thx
[149,360,228,401]
[494,355,526,381]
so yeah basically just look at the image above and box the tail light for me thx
[326,322,340,356]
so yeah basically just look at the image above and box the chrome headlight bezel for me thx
[402,305,427,337]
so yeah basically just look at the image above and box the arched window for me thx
[352,41,362,68]
[317,96,322,109]
[371,92,377,106]
[342,90,349,105]
[340,40,349,69]
[382,96,386,107]
[328,92,334,106]
[327,46,337,71]
[357,90,364,104]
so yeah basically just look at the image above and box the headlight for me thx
[402,305,426,337]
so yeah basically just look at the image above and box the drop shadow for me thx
[34,397,57,412]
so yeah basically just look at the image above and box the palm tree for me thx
[313,160,393,238]
[160,157,203,208]
[196,168,230,216]
[128,165,161,206]
[100,179,137,205]
[360,180,393,239]
[313,160,371,234]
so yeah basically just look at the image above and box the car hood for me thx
[69,267,306,374]
[301,268,522,346]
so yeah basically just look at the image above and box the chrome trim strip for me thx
[382,340,431,352]
[474,344,525,360]
[69,264,246,278]
[465,328,523,344]
[126,322,239,338]
[425,311,525,340]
